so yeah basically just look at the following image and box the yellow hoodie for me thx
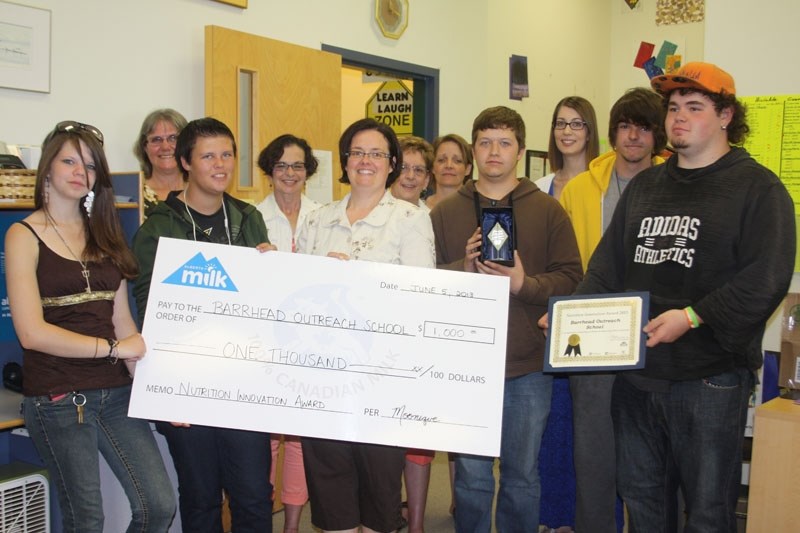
[560,151,664,271]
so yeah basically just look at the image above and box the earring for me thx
[83,190,95,217]
[721,125,727,130]
[44,177,50,205]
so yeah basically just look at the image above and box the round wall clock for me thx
[375,0,409,40]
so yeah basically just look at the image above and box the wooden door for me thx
[205,26,344,203]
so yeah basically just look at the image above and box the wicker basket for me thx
[0,169,36,200]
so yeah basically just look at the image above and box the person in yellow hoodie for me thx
[558,87,666,533]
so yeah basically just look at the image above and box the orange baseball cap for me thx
[651,62,736,96]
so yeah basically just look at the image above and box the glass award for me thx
[480,207,514,266]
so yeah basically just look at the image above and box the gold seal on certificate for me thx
[564,334,581,356]
[544,292,649,372]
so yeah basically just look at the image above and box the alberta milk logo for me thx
[162,252,238,292]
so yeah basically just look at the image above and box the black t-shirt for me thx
[186,205,230,245]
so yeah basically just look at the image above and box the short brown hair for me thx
[257,134,319,177]
[338,118,402,188]
[175,117,237,180]
[399,136,434,171]
[471,106,525,150]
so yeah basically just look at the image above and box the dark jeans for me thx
[612,368,752,533]
[158,423,272,533]
[24,386,175,533]
[570,373,619,533]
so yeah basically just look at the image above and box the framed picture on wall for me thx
[525,150,548,179]
[0,1,51,93]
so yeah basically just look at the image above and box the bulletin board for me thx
[740,94,800,270]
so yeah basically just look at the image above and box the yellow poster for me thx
[366,80,413,136]
[742,94,800,269]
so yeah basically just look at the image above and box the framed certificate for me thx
[525,150,548,179]
[544,292,649,372]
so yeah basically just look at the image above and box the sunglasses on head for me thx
[48,121,105,146]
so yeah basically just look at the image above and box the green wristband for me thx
[684,306,700,329]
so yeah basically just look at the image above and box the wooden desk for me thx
[747,397,800,532]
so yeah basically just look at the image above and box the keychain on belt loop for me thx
[73,392,87,424]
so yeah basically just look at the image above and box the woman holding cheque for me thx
[133,117,275,533]
[5,121,175,532]
[297,118,435,533]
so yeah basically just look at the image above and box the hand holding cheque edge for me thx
[114,332,147,362]
[255,242,277,253]
[464,226,525,295]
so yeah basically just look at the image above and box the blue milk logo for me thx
[162,252,238,292]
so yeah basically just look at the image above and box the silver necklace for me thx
[45,211,92,293]
[614,170,631,196]
[182,185,231,245]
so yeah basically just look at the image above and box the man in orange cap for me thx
[573,62,795,531]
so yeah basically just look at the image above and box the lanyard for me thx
[472,189,515,229]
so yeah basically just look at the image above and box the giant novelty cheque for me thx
[129,238,509,456]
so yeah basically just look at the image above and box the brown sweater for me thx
[429,179,582,377]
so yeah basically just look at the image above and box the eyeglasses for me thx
[273,161,307,173]
[52,121,105,145]
[616,122,652,133]
[401,164,428,178]
[147,134,178,146]
[553,119,588,131]
[346,150,391,161]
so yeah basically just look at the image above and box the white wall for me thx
[0,0,609,176]
[705,0,800,351]
[0,0,484,171]
[609,0,704,125]
[487,0,611,157]
[705,0,798,97]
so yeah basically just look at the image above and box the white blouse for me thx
[256,193,321,252]
[298,189,435,268]
[534,172,556,196]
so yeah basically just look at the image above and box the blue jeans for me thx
[455,372,552,533]
[612,369,752,533]
[157,422,272,533]
[23,385,175,533]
